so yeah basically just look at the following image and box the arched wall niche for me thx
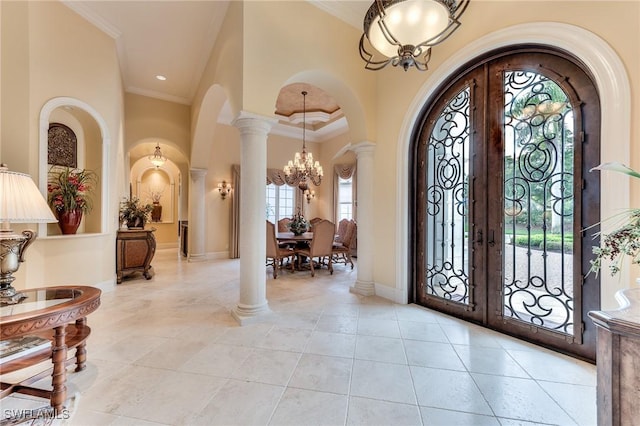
[129,145,182,246]
[133,163,177,224]
[38,97,110,237]
[395,22,631,308]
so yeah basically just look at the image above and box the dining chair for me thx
[332,219,356,269]
[277,218,292,232]
[266,220,295,279]
[295,219,335,277]
[335,218,350,244]
[308,217,323,231]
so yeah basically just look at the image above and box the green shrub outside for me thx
[511,233,573,253]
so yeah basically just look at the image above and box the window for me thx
[266,184,294,223]
[337,176,353,221]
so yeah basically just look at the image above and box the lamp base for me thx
[0,229,37,305]
[0,285,26,305]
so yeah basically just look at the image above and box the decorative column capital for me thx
[189,168,207,181]
[351,141,376,157]
[232,111,278,136]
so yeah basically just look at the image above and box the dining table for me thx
[276,231,314,243]
[276,232,314,270]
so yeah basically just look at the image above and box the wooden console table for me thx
[116,228,156,283]
[0,286,101,413]
[588,287,640,426]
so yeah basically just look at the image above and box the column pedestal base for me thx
[231,302,271,325]
[350,280,376,297]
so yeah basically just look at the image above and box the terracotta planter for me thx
[57,209,83,235]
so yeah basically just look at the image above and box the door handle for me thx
[474,230,483,245]
[488,230,495,247]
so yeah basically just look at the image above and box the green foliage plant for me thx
[588,162,640,277]
[47,166,97,213]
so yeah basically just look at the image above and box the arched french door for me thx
[411,47,600,361]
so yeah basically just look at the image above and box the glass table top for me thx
[0,288,82,318]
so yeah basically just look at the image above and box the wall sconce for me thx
[304,189,315,204]
[218,181,232,200]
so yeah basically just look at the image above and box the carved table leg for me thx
[74,317,87,372]
[51,324,68,414]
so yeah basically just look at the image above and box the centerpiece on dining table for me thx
[289,212,309,236]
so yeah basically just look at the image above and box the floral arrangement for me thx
[145,185,165,204]
[47,166,97,213]
[589,162,640,277]
[289,212,309,235]
[119,196,153,228]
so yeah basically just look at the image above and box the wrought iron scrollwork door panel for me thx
[413,49,600,361]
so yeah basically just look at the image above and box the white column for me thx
[351,141,376,296]
[231,113,274,324]
[188,168,207,261]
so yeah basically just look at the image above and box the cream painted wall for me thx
[191,1,243,140]
[242,1,376,143]
[1,1,125,291]
[125,93,191,158]
[204,123,240,256]
[1,1,30,172]
[124,93,190,245]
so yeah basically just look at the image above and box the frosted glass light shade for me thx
[368,0,449,58]
[0,166,57,224]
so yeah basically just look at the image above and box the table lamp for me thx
[0,164,57,304]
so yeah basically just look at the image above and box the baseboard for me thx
[374,282,408,304]
[157,242,178,249]
[207,251,230,260]
[93,278,117,293]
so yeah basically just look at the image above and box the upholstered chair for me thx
[295,219,335,277]
[266,220,295,279]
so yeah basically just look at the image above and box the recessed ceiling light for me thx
[155,75,167,81]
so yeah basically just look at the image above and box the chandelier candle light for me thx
[148,143,167,168]
[283,91,323,191]
[359,0,470,71]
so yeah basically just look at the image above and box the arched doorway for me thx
[411,46,600,361]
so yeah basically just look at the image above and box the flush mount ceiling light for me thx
[155,75,167,81]
[148,143,167,168]
[359,0,470,71]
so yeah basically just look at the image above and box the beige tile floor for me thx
[2,248,597,425]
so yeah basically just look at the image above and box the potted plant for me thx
[47,166,97,234]
[589,162,640,277]
[119,196,153,229]
[289,212,309,236]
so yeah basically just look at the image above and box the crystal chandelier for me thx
[148,143,167,168]
[359,0,470,71]
[283,91,323,191]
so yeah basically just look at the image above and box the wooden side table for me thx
[0,286,101,413]
[588,288,640,426]
[116,229,156,284]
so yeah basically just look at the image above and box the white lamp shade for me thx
[0,167,57,223]
[368,0,449,58]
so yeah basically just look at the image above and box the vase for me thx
[57,209,83,234]
[151,202,162,222]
